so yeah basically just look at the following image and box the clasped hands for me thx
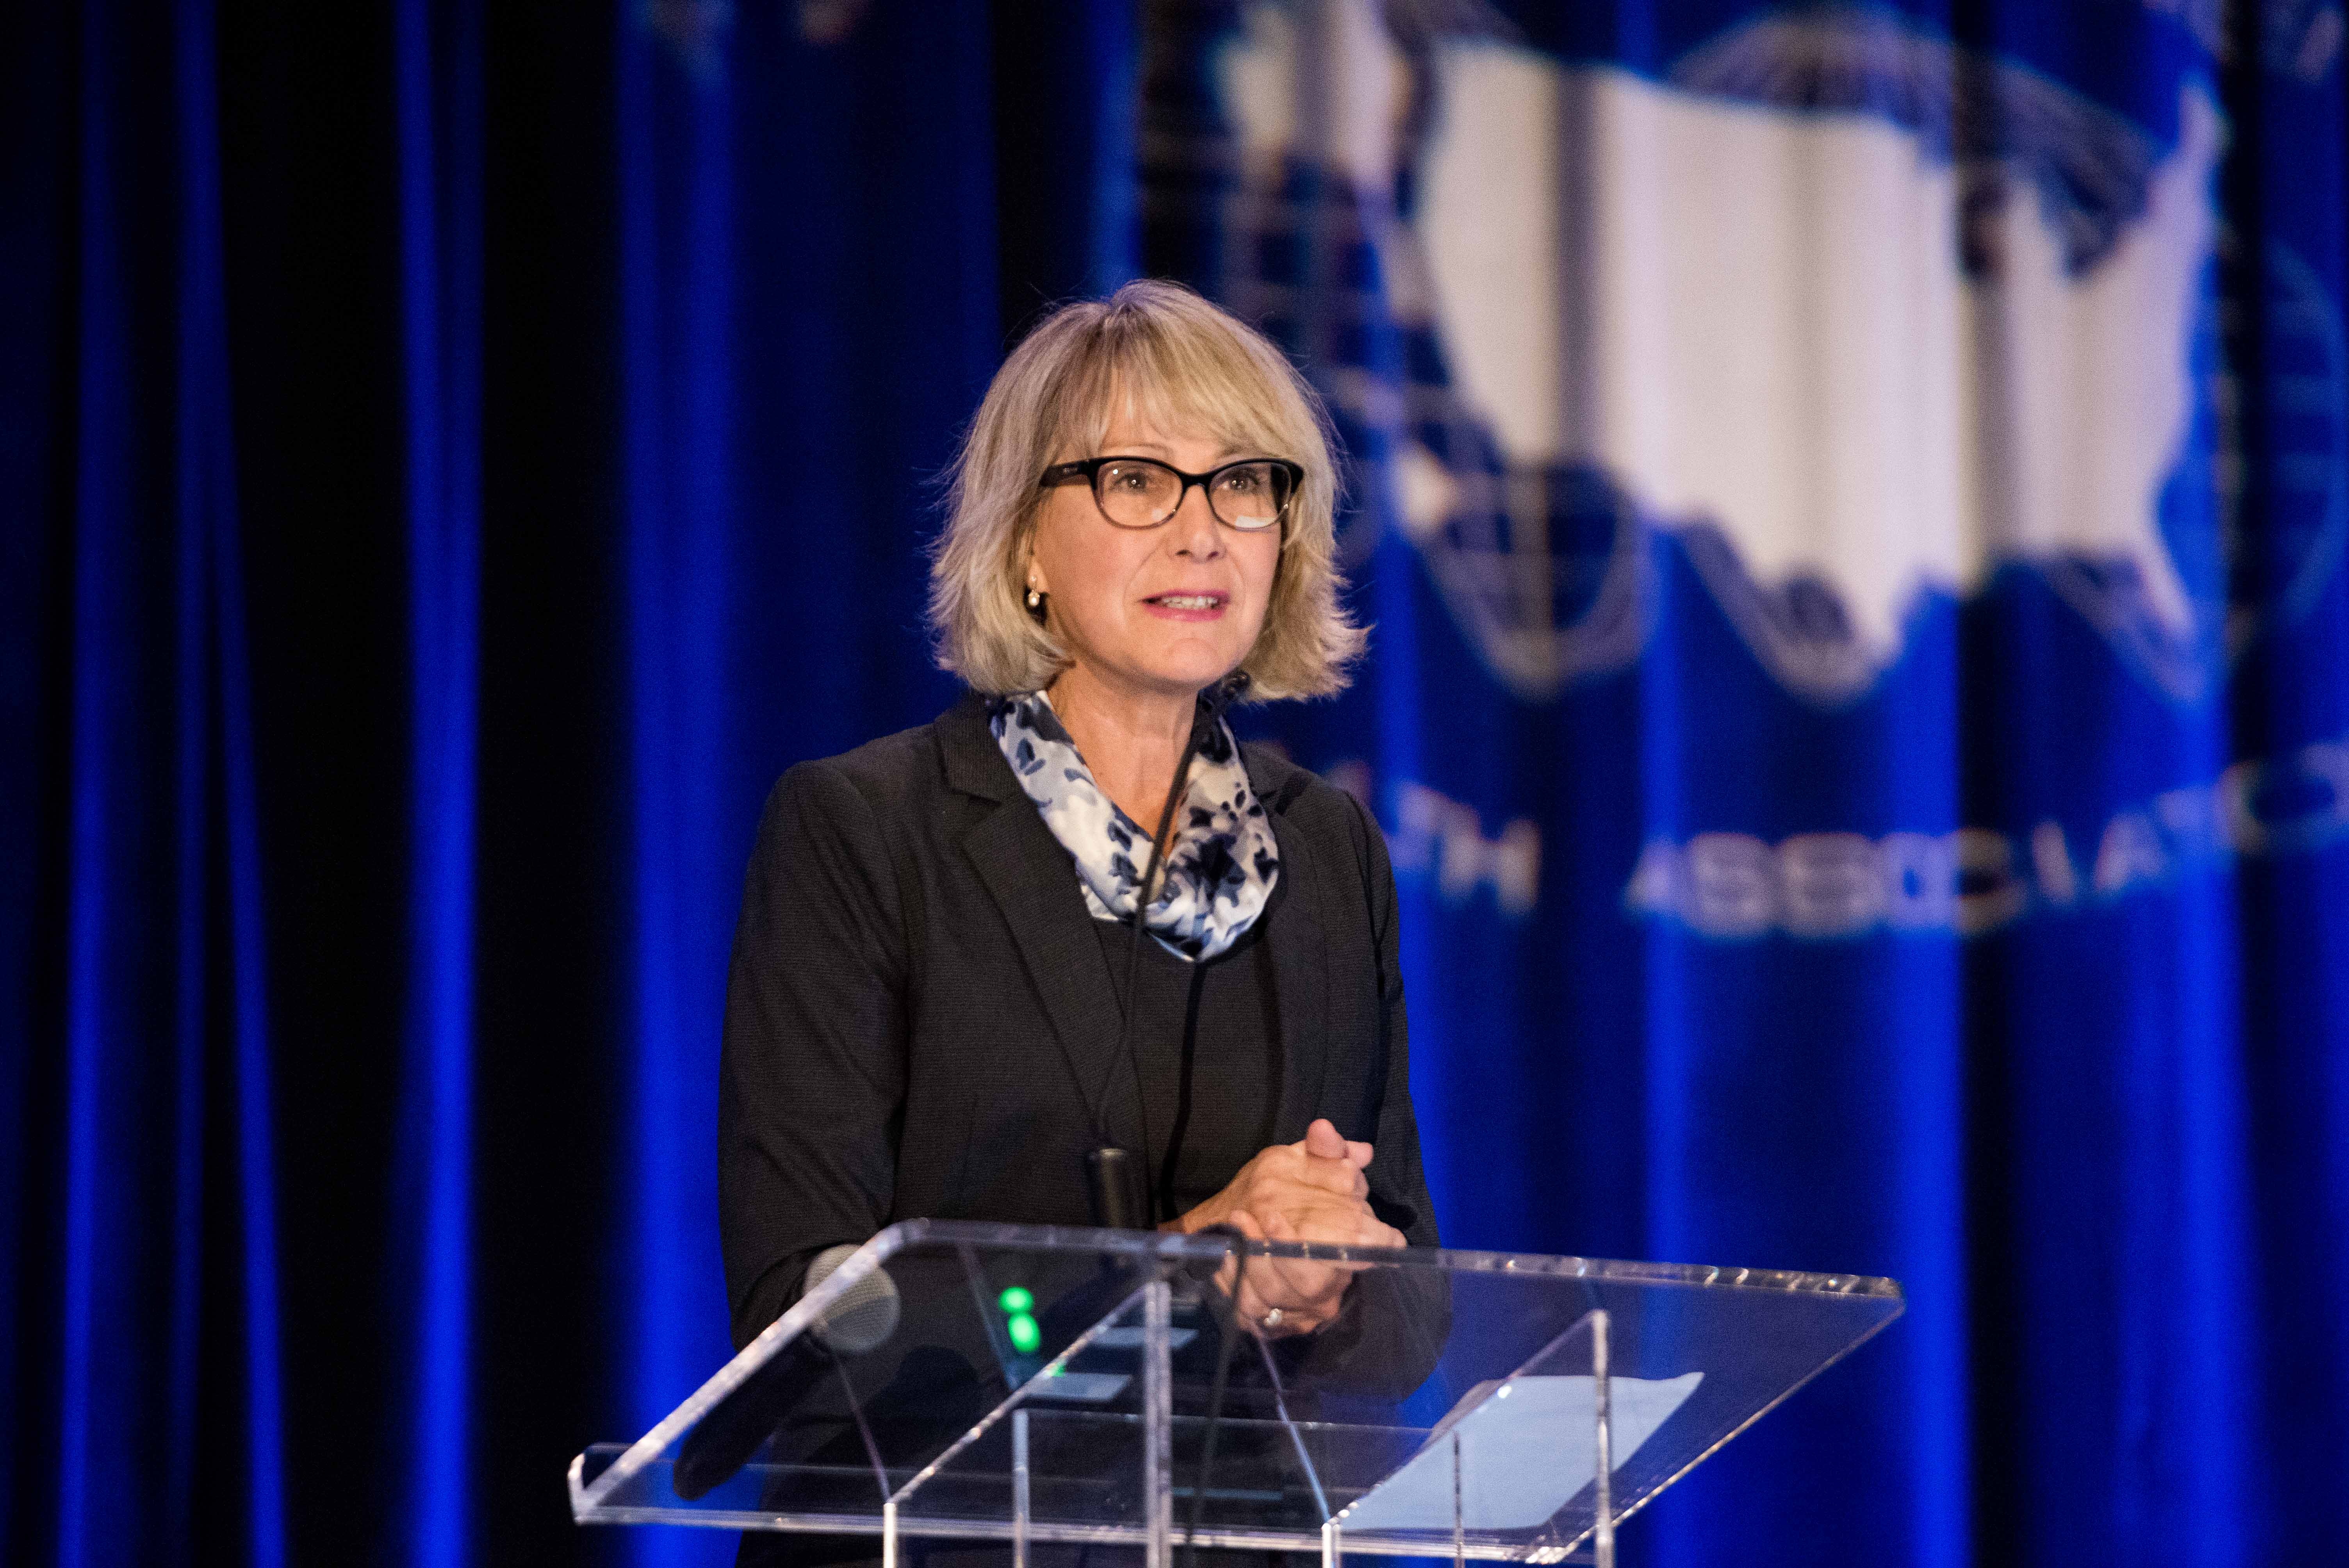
[1163,1118,1406,1336]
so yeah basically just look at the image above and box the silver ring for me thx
[1259,1306,1283,1330]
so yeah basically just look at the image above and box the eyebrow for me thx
[1100,438,1252,463]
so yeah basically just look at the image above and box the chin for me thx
[1080,629,1254,699]
[1150,657,1243,695]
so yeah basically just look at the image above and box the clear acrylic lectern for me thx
[570,1221,1901,1567]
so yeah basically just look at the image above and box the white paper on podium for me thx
[1338,1372,1705,1532]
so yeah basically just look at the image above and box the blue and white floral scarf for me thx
[989,690,1279,962]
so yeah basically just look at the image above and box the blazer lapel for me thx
[940,699,1331,1154]
[939,697,1139,1149]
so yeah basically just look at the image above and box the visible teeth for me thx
[1158,595,1219,609]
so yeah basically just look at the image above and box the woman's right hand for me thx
[1167,1119,1405,1334]
[1171,1117,1372,1236]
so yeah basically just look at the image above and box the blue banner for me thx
[1134,2,2347,1563]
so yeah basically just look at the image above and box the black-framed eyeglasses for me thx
[1040,455,1303,533]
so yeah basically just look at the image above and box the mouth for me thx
[1144,592,1228,612]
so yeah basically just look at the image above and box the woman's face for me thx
[1027,408,1284,706]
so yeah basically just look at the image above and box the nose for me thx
[1167,481,1224,559]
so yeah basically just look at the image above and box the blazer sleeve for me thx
[1257,786,1451,1404]
[1344,788,1441,1248]
[718,760,911,1350]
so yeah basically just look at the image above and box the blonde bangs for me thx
[1049,328,1302,473]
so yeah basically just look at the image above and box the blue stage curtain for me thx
[2,0,289,1562]
[4,2,1015,1563]
[4,2,2345,1565]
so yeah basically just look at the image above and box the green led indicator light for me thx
[997,1284,1042,1354]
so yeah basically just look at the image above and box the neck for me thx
[1046,665,1208,835]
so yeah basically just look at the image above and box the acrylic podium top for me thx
[570,1220,1901,1563]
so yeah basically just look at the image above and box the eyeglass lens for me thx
[1094,459,1289,530]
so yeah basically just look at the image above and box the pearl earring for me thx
[1025,587,1043,611]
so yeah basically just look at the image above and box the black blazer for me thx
[719,691,1440,1349]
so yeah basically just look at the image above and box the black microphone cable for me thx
[1084,670,1251,1228]
[1182,1224,1252,1568]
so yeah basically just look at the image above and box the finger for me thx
[1278,1169,1369,1207]
[1263,1153,1369,1200]
[1255,1211,1340,1299]
[1233,1213,1306,1325]
[1301,1119,1349,1160]
[1250,1253,1319,1311]
[1262,1190,1384,1240]
[1240,1232,1351,1324]
[1300,1204,1400,1251]
[1295,1119,1373,1170]
[1256,1272,1340,1315]
[1221,1212,1273,1320]
[1254,1257,1349,1317]
[1300,1153,1371,1198]
[1232,1267,1268,1324]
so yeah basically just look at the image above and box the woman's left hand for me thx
[1216,1201,1404,1335]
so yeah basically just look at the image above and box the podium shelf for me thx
[571,1220,1902,1567]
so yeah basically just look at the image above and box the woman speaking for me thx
[717,279,1437,1366]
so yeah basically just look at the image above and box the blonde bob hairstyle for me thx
[929,279,1363,702]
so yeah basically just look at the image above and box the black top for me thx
[1092,909,1282,1224]
[718,691,1440,1350]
